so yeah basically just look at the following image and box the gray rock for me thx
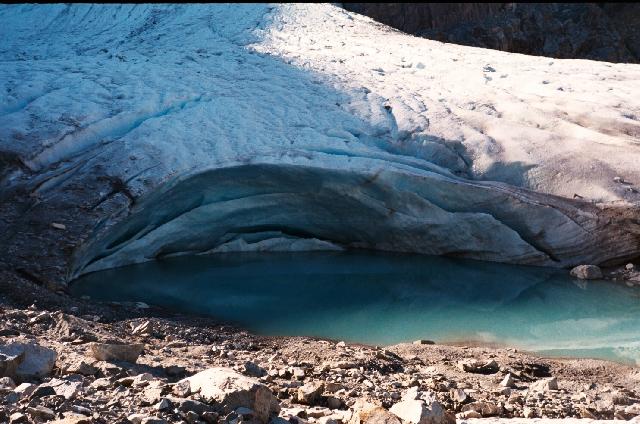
[570,265,603,280]
[0,351,24,379]
[13,382,37,398]
[181,367,280,423]
[0,343,56,380]
[244,360,267,377]
[450,388,467,403]
[27,406,55,421]
[0,376,16,390]
[30,384,56,399]
[156,398,172,411]
[89,342,144,363]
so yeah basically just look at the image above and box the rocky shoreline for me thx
[2,297,640,424]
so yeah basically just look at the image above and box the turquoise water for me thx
[71,252,640,366]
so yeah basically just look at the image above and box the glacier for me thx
[0,4,639,280]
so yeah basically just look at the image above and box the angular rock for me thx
[10,413,29,424]
[181,367,280,423]
[450,388,467,403]
[461,401,501,417]
[0,350,24,379]
[42,377,84,400]
[132,320,153,335]
[27,406,56,421]
[141,418,167,424]
[172,379,192,397]
[89,342,144,363]
[14,382,37,398]
[52,413,92,424]
[389,396,451,424]
[350,401,402,424]
[0,376,16,390]
[530,377,558,392]
[457,411,481,419]
[0,343,56,380]
[127,414,148,424]
[59,355,98,376]
[168,396,215,415]
[500,373,515,388]
[457,359,499,374]
[156,398,172,411]
[244,360,267,377]
[30,384,56,399]
[570,265,603,280]
[297,382,325,405]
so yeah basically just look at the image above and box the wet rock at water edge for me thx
[570,264,603,280]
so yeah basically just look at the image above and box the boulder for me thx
[570,265,603,280]
[89,342,144,363]
[0,343,57,380]
[181,367,280,423]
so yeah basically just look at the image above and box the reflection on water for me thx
[71,251,640,365]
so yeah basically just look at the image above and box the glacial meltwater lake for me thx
[71,252,640,366]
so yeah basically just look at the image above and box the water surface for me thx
[71,252,640,365]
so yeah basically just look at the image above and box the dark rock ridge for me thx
[343,3,640,63]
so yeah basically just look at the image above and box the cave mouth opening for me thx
[70,249,640,366]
